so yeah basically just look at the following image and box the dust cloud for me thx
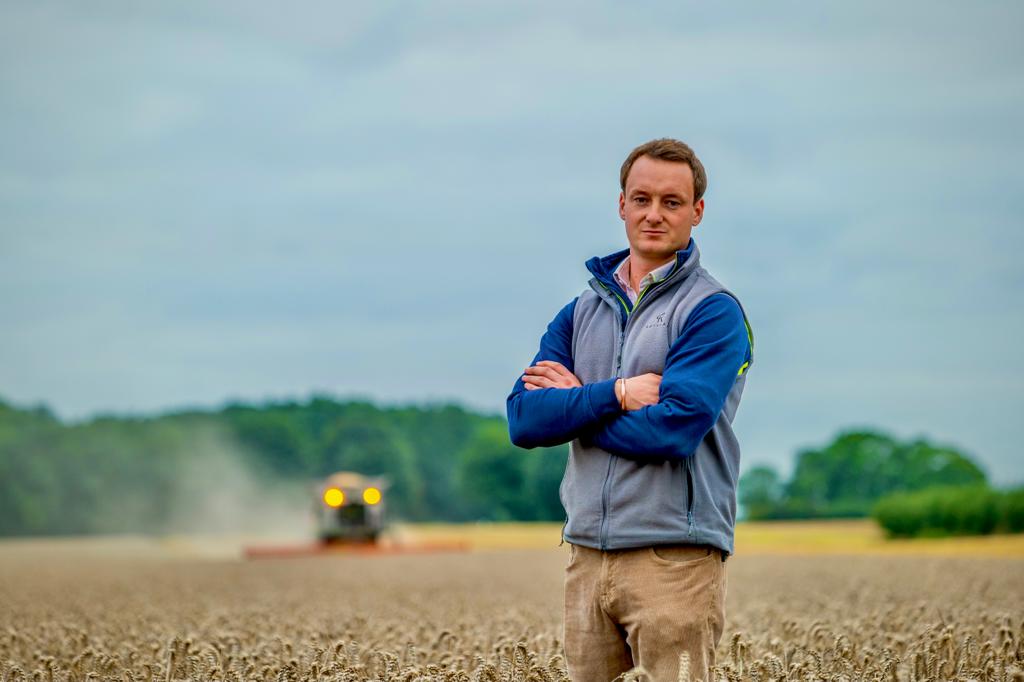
[161,429,315,542]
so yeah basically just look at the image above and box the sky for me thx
[1,1,1022,483]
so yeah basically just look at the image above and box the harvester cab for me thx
[315,471,389,545]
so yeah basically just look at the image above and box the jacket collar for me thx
[585,239,700,294]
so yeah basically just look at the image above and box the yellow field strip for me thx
[1,521,1021,560]
[735,520,1024,557]
[393,520,1024,557]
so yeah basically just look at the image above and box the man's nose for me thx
[645,206,663,224]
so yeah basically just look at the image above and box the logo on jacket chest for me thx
[643,312,668,329]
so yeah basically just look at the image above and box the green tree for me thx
[456,422,531,521]
[523,444,568,522]
[738,465,783,520]
[747,430,988,520]
[225,408,314,476]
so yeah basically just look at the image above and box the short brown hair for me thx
[619,138,707,201]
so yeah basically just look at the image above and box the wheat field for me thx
[0,533,1022,682]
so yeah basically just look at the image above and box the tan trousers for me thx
[563,543,727,682]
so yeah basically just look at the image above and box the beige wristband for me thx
[618,377,627,410]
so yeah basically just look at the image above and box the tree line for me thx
[0,396,566,535]
[739,429,1024,537]
[2,396,1018,537]
[737,430,990,520]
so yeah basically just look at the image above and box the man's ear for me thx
[618,192,626,221]
[692,197,705,226]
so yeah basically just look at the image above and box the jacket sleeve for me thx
[586,293,750,461]
[506,298,621,449]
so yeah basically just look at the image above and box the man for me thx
[506,138,753,681]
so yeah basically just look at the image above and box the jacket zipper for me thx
[596,287,627,550]
[598,456,616,550]
[593,277,666,550]
[685,456,696,537]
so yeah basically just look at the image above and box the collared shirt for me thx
[612,255,677,305]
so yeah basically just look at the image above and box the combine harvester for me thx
[244,471,467,559]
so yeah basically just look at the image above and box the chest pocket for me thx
[620,305,674,377]
[571,299,620,384]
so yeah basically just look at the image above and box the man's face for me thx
[618,155,704,262]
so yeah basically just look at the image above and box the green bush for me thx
[872,485,1023,538]
[873,492,924,538]
[1003,488,1024,533]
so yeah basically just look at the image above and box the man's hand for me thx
[616,373,662,411]
[523,362,661,412]
[522,361,583,390]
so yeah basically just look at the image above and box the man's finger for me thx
[535,360,570,375]
[522,374,554,387]
[524,365,559,380]
[535,360,583,387]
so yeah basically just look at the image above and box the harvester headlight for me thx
[323,487,345,507]
[363,487,382,505]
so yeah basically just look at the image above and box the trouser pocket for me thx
[617,546,725,681]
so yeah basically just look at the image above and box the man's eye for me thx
[665,200,681,209]
[633,197,648,205]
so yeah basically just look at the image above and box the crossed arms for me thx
[506,293,750,462]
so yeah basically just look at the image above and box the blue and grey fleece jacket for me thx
[507,240,753,555]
